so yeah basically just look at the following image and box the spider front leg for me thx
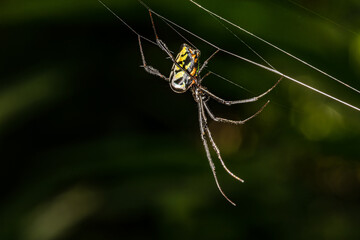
[197,99,236,206]
[138,36,169,82]
[148,11,175,62]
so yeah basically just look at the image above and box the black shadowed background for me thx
[1,0,360,239]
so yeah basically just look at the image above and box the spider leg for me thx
[199,100,244,183]
[200,76,282,106]
[197,99,236,206]
[147,10,200,85]
[199,71,212,83]
[199,49,220,74]
[145,11,195,84]
[204,100,270,125]
[138,36,169,82]
[148,11,174,60]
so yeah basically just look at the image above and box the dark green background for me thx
[1,0,360,239]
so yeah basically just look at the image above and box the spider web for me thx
[99,0,360,112]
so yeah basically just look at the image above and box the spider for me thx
[99,0,282,206]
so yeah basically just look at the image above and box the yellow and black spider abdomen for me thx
[169,43,200,93]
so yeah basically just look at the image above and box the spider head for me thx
[169,43,201,94]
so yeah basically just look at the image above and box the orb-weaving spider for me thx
[99,0,282,206]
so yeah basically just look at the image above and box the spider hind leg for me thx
[198,100,237,206]
[199,99,244,183]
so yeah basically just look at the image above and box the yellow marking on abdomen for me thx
[185,61,192,71]
[174,71,185,79]
[177,47,188,63]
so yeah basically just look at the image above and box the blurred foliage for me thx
[1,0,360,239]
